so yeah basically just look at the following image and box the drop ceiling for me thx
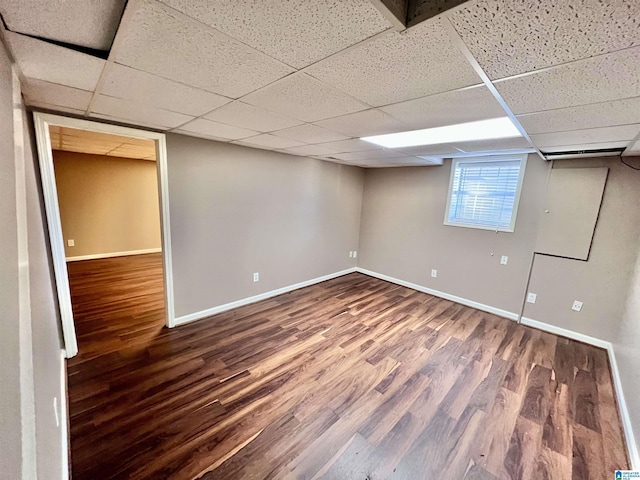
[2,0,640,167]
[48,125,156,161]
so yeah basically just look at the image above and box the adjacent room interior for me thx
[49,125,166,359]
[1,1,640,479]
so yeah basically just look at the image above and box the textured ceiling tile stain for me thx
[305,18,481,106]
[114,0,293,98]
[159,0,391,69]
[450,0,640,80]
[495,45,640,114]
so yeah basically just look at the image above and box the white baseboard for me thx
[520,317,611,349]
[65,248,161,262]
[60,349,69,480]
[521,317,639,469]
[355,267,519,321]
[173,268,357,326]
[608,344,640,469]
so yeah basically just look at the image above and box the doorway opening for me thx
[33,113,175,358]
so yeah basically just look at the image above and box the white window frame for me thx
[444,154,527,233]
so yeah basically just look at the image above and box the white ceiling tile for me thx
[241,73,369,122]
[314,138,382,153]
[91,113,167,131]
[273,124,349,144]
[305,18,480,106]
[387,157,443,166]
[205,101,303,132]
[623,138,640,156]
[0,0,125,50]
[395,144,462,156]
[173,130,232,143]
[381,85,505,129]
[5,32,105,91]
[450,0,640,80]
[28,102,87,116]
[113,0,293,98]
[331,149,408,161]
[91,95,193,129]
[328,152,368,162]
[158,0,391,69]
[495,46,640,114]
[517,97,640,135]
[22,78,93,111]
[280,144,341,157]
[101,64,231,116]
[315,109,408,137]
[364,156,439,167]
[233,134,305,150]
[454,137,533,153]
[531,125,640,148]
[178,118,259,140]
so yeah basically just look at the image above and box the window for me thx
[444,155,527,232]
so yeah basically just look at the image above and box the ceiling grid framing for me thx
[3,0,640,166]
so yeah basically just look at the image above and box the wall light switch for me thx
[572,300,583,312]
[353,251,357,258]
[431,269,437,278]
[348,251,353,258]
[67,239,75,247]
[253,272,259,282]
[526,292,537,304]
[500,255,508,265]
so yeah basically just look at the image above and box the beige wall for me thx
[53,150,161,258]
[359,155,640,342]
[523,158,640,342]
[358,154,550,315]
[617,242,640,458]
[166,133,363,318]
[0,39,23,480]
[359,154,640,461]
[1,41,65,479]
[26,113,67,479]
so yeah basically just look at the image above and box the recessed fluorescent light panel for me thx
[361,117,523,149]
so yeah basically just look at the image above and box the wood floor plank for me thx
[66,254,630,479]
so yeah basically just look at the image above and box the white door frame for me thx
[33,112,176,358]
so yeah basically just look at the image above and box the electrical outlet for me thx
[572,300,583,312]
[500,255,508,265]
[431,269,437,278]
[526,292,537,304]
[353,251,357,258]
[67,239,75,247]
[253,272,259,282]
[348,251,353,258]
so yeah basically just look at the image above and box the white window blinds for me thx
[445,157,525,232]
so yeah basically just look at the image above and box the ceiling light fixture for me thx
[361,117,523,148]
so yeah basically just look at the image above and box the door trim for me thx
[32,112,176,358]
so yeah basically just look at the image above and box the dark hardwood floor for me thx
[67,253,630,479]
